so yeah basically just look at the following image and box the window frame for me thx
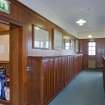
[32,24,50,49]
[64,39,71,50]
[88,41,96,56]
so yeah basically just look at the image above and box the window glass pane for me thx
[64,41,71,50]
[91,51,96,55]
[91,47,95,51]
[88,42,92,46]
[35,41,40,47]
[65,46,69,50]
[88,47,92,51]
[33,26,49,48]
[89,51,92,55]
[46,41,49,48]
[65,43,70,46]
[88,50,96,55]
[40,42,44,48]
[92,42,96,46]
[54,29,62,49]
[88,42,96,47]
[88,42,96,55]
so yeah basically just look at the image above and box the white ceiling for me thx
[18,0,105,39]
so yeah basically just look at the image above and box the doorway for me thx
[0,22,10,104]
[0,21,22,105]
[88,41,96,69]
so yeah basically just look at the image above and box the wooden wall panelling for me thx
[0,0,80,105]
[103,57,105,92]
[28,54,82,105]
[61,57,65,88]
[69,56,73,80]
[74,55,76,77]
[43,59,49,104]
[10,25,23,105]
[66,56,70,84]
[79,39,105,70]
[64,56,69,86]
[30,57,43,105]
[69,56,72,82]
[79,39,88,69]
[96,38,105,68]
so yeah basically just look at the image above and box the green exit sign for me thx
[0,0,10,14]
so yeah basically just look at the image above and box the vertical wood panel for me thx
[0,1,79,105]
[29,54,82,105]
[103,57,105,91]
[10,26,22,105]
[79,39,105,69]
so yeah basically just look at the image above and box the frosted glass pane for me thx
[88,41,96,55]
[88,50,96,55]
[89,47,96,51]
[65,46,69,50]
[54,29,62,49]
[88,51,92,55]
[75,40,79,52]
[40,42,44,48]
[92,42,96,46]
[46,41,49,48]
[34,26,49,48]
[35,41,40,47]
[88,42,92,46]
[92,50,96,55]
[91,47,95,51]
[88,47,92,51]
[65,43,70,46]
[88,42,96,47]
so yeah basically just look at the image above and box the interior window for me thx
[65,42,70,50]
[88,42,96,55]
[64,39,75,50]
[33,25,49,49]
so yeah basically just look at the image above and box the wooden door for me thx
[88,56,96,69]
[88,41,96,69]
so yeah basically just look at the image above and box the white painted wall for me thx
[0,35,9,61]
[18,0,78,38]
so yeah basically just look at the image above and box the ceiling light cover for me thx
[88,35,92,38]
[76,19,87,26]
[35,26,40,30]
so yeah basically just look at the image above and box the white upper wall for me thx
[18,0,105,39]
[0,35,9,61]
[18,0,78,37]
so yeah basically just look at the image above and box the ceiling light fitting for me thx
[35,26,40,30]
[76,19,87,26]
[88,35,92,38]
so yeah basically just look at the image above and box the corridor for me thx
[49,71,105,105]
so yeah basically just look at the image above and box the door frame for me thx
[87,41,97,69]
[0,13,23,105]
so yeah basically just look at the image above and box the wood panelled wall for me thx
[0,0,79,105]
[79,38,105,69]
[103,56,105,92]
[28,54,82,105]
